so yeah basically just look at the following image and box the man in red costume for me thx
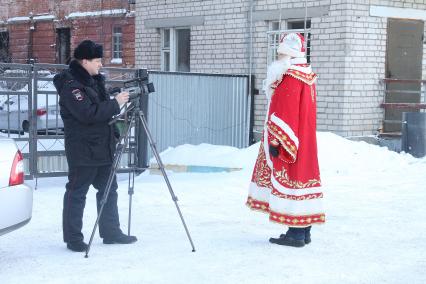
[247,33,325,247]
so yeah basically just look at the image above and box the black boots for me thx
[269,226,312,247]
[67,233,137,252]
[279,226,311,244]
[103,232,138,244]
[67,240,88,252]
[304,226,312,244]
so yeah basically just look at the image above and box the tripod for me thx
[85,96,196,258]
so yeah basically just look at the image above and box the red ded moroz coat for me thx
[247,64,325,227]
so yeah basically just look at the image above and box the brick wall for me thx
[308,0,386,136]
[313,0,426,136]
[8,23,30,61]
[134,1,323,136]
[31,21,56,63]
[71,17,135,67]
[0,0,129,20]
[1,0,423,136]
[0,0,135,66]
[136,0,426,138]
[135,0,252,73]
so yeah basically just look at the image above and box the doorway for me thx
[384,18,424,133]
[56,28,70,64]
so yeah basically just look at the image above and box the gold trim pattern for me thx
[267,122,297,162]
[286,69,317,86]
[246,197,270,213]
[274,167,321,189]
[252,141,273,189]
[269,211,325,227]
[271,190,323,201]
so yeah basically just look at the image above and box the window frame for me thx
[112,26,123,63]
[0,30,10,63]
[161,28,174,71]
[161,27,190,72]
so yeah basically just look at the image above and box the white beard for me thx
[263,56,291,100]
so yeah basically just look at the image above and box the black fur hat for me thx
[73,40,103,60]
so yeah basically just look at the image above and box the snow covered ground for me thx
[1,132,425,284]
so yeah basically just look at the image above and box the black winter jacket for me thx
[53,60,120,167]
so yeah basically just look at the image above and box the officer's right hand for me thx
[115,92,130,106]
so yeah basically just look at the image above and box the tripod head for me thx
[123,69,155,103]
[109,69,155,125]
[109,69,155,103]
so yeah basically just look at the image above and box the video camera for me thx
[109,69,155,102]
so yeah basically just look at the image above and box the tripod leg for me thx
[85,115,134,258]
[138,112,196,252]
[127,148,135,236]
[126,116,136,237]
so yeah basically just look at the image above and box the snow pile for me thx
[153,132,425,173]
[152,142,259,169]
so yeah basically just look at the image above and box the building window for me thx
[56,28,70,64]
[112,26,123,63]
[0,31,10,63]
[161,28,190,72]
[266,21,282,65]
[161,29,171,71]
[266,20,311,65]
[288,20,311,61]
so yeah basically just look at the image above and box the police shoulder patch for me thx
[71,89,84,101]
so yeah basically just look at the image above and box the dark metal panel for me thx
[384,18,424,133]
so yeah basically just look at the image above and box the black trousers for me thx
[63,165,122,243]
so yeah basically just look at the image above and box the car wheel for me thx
[22,120,29,132]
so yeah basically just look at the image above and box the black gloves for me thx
[269,144,279,157]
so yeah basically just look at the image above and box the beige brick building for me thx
[135,0,426,138]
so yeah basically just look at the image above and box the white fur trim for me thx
[269,191,324,216]
[248,182,271,203]
[270,113,299,148]
[263,58,291,100]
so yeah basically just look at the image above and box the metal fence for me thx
[148,71,252,153]
[0,63,253,178]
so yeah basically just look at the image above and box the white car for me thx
[0,74,63,134]
[0,137,33,236]
[0,95,63,134]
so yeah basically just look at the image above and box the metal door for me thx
[384,18,424,132]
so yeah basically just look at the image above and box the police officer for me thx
[53,40,137,252]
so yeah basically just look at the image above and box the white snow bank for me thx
[152,142,259,169]
[152,132,425,171]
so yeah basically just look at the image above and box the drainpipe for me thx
[28,12,35,63]
[248,0,255,144]
[248,0,254,90]
[303,0,308,52]
[128,0,136,12]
